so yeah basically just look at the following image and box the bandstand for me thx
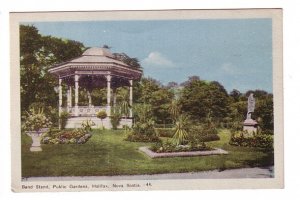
[48,47,142,129]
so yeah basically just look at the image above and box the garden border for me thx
[139,146,228,158]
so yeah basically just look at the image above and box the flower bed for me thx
[42,129,92,144]
[139,146,228,158]
[150,140,212,153]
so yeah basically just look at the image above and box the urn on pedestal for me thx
[23,108,52,152]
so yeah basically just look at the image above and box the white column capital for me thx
[105,74,112,82]
[129,79,133,86]
[74,74,80,82]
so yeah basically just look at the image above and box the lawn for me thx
[21,129,273,177]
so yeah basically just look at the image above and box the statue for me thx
[243,93,258,136]
[247,93,255,119]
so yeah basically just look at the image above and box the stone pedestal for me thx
[243,119,258,137]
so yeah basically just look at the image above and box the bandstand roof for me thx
[48,47,143,80]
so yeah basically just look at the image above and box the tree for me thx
[113,52,141,68]
[179,78,230,123]
[230,89,242,102]
[133,77,174,124]
[20,25,85,114]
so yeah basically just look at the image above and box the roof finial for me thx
[102,44,111,49]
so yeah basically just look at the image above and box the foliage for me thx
[155,128,175,137]
[20,25,85,113]
[172,115,190,145]
[134,78,174,124]
[22,108,52,132]
[168,99,181,121]
[126,104,158,142]
[28,102,59,127]
[81,119,95,133]
[59,111,69,129]
[132,104,156,136]
[113,52,141,68]
[96,110,107,120]
[188,125,220,143]
[110,106,122,130]
[125,132,161,143]
[150,140,212,153]
[229,131,273,149]
[179,77,230,123]
[96,110,107,129]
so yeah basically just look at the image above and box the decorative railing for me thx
[65,106,107,117]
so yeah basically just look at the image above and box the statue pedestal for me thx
[243,119,258,137]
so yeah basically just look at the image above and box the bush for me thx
[229,131,273,149]
[110,107,122,129]
[96,110,107,119]
[155,128,174,137]
[60,111,69,129]
[188,125,220,143]
[125,132,161,143]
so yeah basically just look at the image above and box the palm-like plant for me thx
[169,100,180,122]
[172,115,189,146]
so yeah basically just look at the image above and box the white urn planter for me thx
[25,128,49,152]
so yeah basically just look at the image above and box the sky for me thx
[24,19,273,93]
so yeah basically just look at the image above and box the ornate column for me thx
[105,75,111,116]
[74,74,80,116]
[129,79,133,118]
[58,78,63,115]
[87,90,92,107]
[69,86,72,108]
[113,88,117,108]
[67,86,70,109]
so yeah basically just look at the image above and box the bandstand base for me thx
[65,117,132,129]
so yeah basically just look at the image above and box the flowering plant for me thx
[23,108,52,132]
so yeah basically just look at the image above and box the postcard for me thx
[10,9,283,192]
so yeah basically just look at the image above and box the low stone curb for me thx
[139,146,228,158]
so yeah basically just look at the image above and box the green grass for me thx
[21,129,273,177]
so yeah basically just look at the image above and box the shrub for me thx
[125,132,161,143]
[133,120,156,136]
[188,125,220,143]
[60,111,69,129]
[96,110,107,129]
[155,128,174,137]
[172,115,190,145]
[81,119,95,133]
[96,110,107,119]
[229,131,273,149]
[132,104,156,138]
[110,107,122,129]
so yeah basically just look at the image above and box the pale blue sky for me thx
[24,19,273,93]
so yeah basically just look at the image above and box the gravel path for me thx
[23,167,274,182]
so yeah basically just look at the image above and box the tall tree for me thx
[20,25,85,112]
[179,78,230,123]
[133,77,174,124]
